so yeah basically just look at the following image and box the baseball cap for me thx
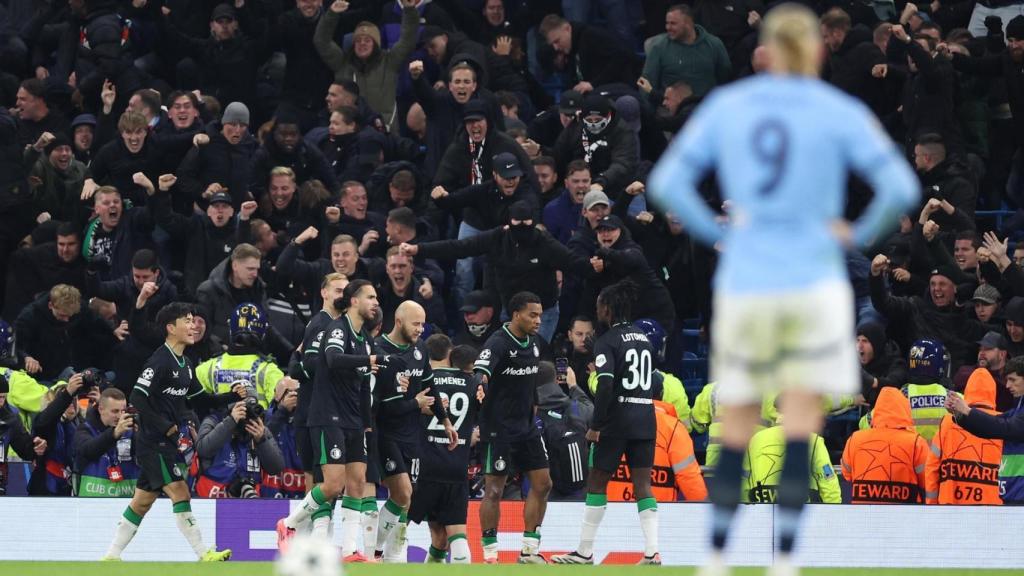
[209,191,232,206]
[493,152,523,179]
[595,215,624,231]
[460,290,494,313]
[977,331,1007,350]
[972,284,1001,305]
[421,25,447,44]
[211,3,236,21]
[929,265,959,282]
[71,113,97,129]
[583,189,610,211]
[463,100,488,122]
[558,90,583,115]
[581,94,611,118]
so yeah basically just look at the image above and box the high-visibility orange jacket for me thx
[925,368,1003,505]
[842,387,930,504]
[607,401,707,502]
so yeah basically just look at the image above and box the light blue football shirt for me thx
[649,75,919,294]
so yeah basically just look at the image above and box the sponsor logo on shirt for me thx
[501,366,539,376]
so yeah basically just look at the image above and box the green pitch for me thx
[2,564,1024,576]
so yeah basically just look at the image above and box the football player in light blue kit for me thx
[648,5,919,576]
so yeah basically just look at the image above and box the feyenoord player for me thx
[552,280,660,565]
[103,302,242,561]
[475,291,552,564]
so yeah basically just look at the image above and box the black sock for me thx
[776,438,810,554]
[709,446,744,551]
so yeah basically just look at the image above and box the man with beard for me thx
[80,186,156,281]
[532,156,561,207]
[432,152,538,308]
[177,102,257,210]
[912,134,976,233]
[402,201,590,342]
[26,133,87,223]
[553,94,637,199]
[250,113,336,201]
[952,331,1017,411]
[313,0,419,133]
[454,290,501,350]
[82,111,162,207]
[71,114,98,165]
[372,300,455,562]
[544,160,591,245]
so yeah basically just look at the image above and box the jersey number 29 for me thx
[622,348,652,391]
[428,391,468,431]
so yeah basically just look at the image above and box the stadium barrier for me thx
[0,498,1018,567]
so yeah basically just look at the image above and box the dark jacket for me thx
[196,408,285,477]
[3,242,87,322]
[553,115,638,197]
[81,204,156,281]
[376,276,447,333]
[14,294,115,381]
[434,179,539,231]
[148,190,249,297]
[0,402,39,462]
[542,189,583,246]
[582,235,676,331]
[195,258,294,360]
[824,26,886,113]
[860,325,908,406]
[73,405,117,473]
[951,49,1024,142]
[249,135,337,200]
[416,225,590,310]
[0,108,31,211]
[275,240,385,309]
[268,7,334,112]
[84,266,177,324]
[176,123,259,210]
[564,22,640,88]
[900,40,961,150]
[434,129,538,194]
[87,137,163,207]
[919,158,977,231]
[25,148,88,223]
[869,273,987,369]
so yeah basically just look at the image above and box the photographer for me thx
[262,380,305,498]
[73,388,138,497]
[195,395,285,498]
[0,373,48,495]
[29,374,88,495]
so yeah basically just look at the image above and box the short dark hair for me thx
[167,90,200,109]
[450,345,478,371]
[335,79,360,97]
[387,207,417,230]
[508,291,541,314]
[132,89,163,116]
[667,3,692,18]
[533,155,557,171]
[334,105,361,127]
[537,361,555,385]
[955,230,981,249]
[566,159,590,177]
[496,91,519,109]
[342,278,374,310]
[425,333,453,361]
[56,222,80,239]
[131,248,159,271]
[19,78,46,100]
[570,315,593,328]
[156,302,195,335]
[390,169,416,192]
[539,14,568,37]
[1007,356,1024,378]
[100,387,126,403]
[820,7,851,31]
[918,21,942,36]
[915,133,946,161]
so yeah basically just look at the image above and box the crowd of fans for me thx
[1,0,1024,504]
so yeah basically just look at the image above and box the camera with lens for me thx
[79,369,109,396]
[230,478,259,499]
[235,396,265,435]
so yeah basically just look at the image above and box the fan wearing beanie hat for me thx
[856,322,907,404]
[314,0,420,132]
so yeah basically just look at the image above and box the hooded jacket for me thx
[3,241,87,323]
[899,39,962,151]
[925,368,1003,504]
[841,387,930,503]
[581,232,676,332]
[249,133,337,200]
[553,115,637,197]
[919,158,977,232]
[26,149,88,223]
[313,5,418,132]
[433,124,539,196]
[564,22,641,88]
[176,123,259,210]
[434,179,539,231]
[858,322,908,405]
[88,137,162,207]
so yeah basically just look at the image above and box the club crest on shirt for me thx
[494,457,507,472]
[413,348,422,361]
[595,354,607,368]
[330,446,342,460]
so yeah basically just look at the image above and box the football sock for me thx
[482,529,498,561]
[375,499,403,554]
[427,545,447,563]
[310,501,334,538]
[340,496,363,556]
[449,533,471,564]
[578,493,607,557]
[106,506,143,558]
[172,501,206,558]
[286,485,327,529]
[709,445,744,551]
[637,497,659,557]
[522,529,541,555]
[361,497,379,554]
[777,439,810,554]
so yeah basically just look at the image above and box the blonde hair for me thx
[761,3,822,76]
[49,284,82,315]
[321,272,348,290]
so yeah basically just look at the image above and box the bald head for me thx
[391,300,426,344]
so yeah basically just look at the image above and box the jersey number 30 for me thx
[622,349,652,391]
[428,392,469,431]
